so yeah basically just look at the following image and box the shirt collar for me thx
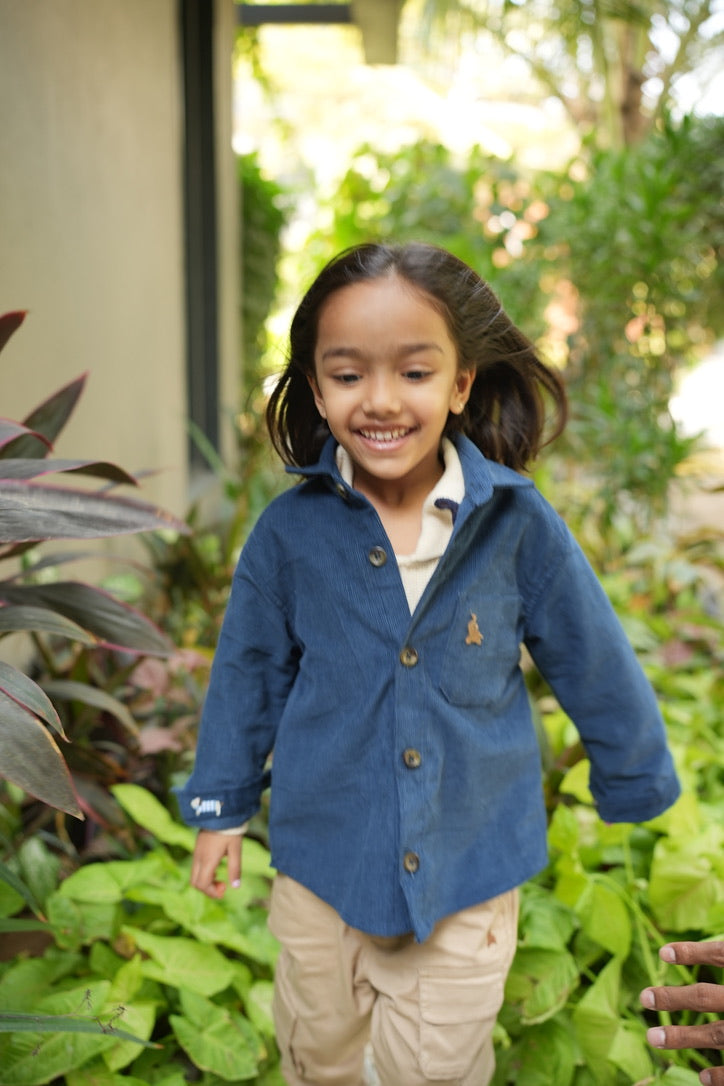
[289,433,533,510]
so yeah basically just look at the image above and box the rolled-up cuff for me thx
[173,770,271,830]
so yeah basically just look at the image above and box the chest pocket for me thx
[439,593,523,709]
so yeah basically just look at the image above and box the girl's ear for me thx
[307,374,327,419]
[450,368,476,415]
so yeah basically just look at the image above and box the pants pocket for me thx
[418,969,505,1079]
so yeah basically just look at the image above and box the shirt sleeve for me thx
[523,528,680,824]
[174,553,299,831]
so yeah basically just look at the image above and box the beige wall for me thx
[0,0,240,523]
[214,0,242,478]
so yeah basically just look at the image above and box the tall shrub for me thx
[531,114,724,527]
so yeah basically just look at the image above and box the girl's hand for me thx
[190,830,242,899]
[640,941,724,1086]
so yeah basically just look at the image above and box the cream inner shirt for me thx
[336,436,465,613]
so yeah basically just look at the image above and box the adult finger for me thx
[698,1067,724,1086]
[647,1020,724,1050]
[660,942,724,969]
[641,982,724,1015]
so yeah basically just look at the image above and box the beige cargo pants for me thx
[268,873,519,1086]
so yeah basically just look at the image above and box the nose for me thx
[362,372,400,417]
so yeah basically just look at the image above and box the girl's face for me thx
[310,275,474,498]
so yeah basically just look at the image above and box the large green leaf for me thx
[649,828,724,930]
[576,878,631,958]
[0,660,65,736]
[127,883,279,967]
[0,583,172,654]
[123,928,237,997]
[572,957,621,1083]
[46,894,118,952]
[121,925,237,999]
[245,980,275,1039]
[99,1001,158,1072]
[0,692,81,817]
[499,1017,577,1086]
[518,883,577,951]
[170,988,263,1081]
[56,851,175,904]
[0,957,84,1013]
[0,480,187,543]
[608,1020,652,1083]
[112,783,195,850]
[504,947,580,1025]
[0,458,138,486]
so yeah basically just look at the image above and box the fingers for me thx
[641,940,724,1082]
[646,1020,724,1051]
[659,942,724,969]
[641,982,724,1015]
[698,1069,724,1086]
[190,831,243,899]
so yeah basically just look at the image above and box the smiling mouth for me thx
[357,428,414,443]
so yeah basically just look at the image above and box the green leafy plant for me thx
[0,784,281,1085]
[531,113,724,528]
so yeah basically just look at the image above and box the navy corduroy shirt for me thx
[175,434,680,941]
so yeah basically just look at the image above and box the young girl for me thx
[177,242,680,1086]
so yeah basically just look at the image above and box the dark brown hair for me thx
[266,242,567,472]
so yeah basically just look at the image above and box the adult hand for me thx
[640,941,724,1086]
[190,830,242,899]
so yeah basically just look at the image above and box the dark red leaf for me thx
[0,311,27,355]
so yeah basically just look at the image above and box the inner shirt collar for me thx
[335,437,465,562]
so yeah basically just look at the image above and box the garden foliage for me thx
[0,785,282,1085]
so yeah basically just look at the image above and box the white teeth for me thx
[360,429,408,442]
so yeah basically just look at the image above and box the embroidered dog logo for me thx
[465,612,483,646]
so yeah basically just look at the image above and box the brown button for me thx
[403,851,420,873]
[368,546,387,567]
[403,748,422,769]
[399,647,419,667]
[335,482,348,499]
